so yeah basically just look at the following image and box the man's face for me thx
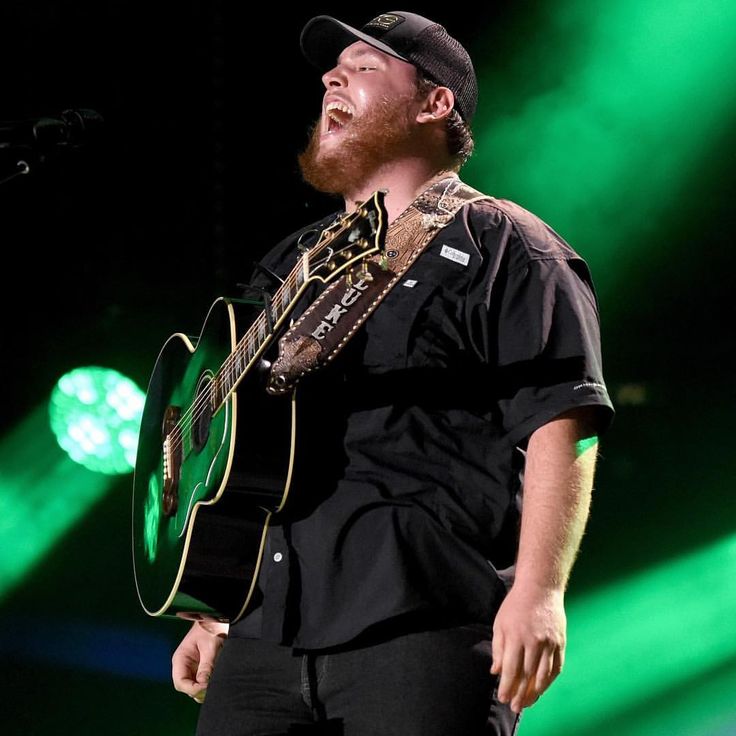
[298,40,423,196]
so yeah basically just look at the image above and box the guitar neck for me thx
[210,255,311,411]
[209,190,387,413]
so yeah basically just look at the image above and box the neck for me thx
[342,159,457,223]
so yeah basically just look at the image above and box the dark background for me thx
[1,2,734,735]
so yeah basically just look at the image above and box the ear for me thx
[415,86,455,125]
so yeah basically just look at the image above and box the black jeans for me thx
[196,623,521,736]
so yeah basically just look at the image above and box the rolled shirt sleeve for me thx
[466,200,615,448]
[494,256,614,446]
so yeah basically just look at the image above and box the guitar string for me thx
[164,221,367,458]
[165,246,338,456]
[166,234,368,457]
[165,272,293,456]
[165,266,302,456]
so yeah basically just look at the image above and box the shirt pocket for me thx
[361,279,439,371]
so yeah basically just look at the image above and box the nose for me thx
[322,63,348,89]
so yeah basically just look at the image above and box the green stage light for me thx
[520,534,736,735]
[49,366,145,475]
[467,0,736,301]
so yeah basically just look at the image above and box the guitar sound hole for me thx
[192,377,213,452]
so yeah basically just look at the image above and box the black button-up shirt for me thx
[230,193,614,649]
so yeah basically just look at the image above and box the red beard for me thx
[298,94,421,197]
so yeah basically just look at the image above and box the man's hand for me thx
[172,621,228,703]
[491,583,566,713]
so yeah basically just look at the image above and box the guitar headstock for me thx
[306,190,388,283]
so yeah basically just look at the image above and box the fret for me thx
[281,285,291,311]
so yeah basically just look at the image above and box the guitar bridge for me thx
[162,405,182,516]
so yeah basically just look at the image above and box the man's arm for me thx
[490,406,600,713]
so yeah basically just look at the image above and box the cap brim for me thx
[300,15,409,72]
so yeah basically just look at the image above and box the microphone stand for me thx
[0,158,31,187]
[0,109,103,187]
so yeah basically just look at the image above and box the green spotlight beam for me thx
[0,406,114,601]
[590,656,736,736]
[520,534,736,735]
[467,0,736,299]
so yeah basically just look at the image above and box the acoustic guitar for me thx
[132,191,387,622]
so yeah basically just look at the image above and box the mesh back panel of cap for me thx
[410,25,477,122]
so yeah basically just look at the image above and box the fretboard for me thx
[209,253,311,411]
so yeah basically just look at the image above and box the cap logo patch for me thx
[364,14,404,32]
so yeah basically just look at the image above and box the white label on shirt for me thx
[403,279,418,288]
[440,244,470,266]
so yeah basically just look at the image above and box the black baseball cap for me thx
[300,11,478,124]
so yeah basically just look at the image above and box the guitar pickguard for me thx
[176,397,231,540]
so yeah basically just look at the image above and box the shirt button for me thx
[273,552,283,562]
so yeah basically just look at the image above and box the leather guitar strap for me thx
[267,176,490,394]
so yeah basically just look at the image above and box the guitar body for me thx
[132,297,294,622]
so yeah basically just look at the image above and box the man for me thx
[172,11,614,735]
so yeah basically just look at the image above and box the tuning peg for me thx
[342,250,353,260]
[346,269,353,286]
[379,254,389,271]
[359,261,373,282]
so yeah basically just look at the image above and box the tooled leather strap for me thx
[267,176,490,394]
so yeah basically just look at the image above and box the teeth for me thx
[325,101,354,124]
[326,101,353,115]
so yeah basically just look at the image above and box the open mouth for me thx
[325,101,354,135]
